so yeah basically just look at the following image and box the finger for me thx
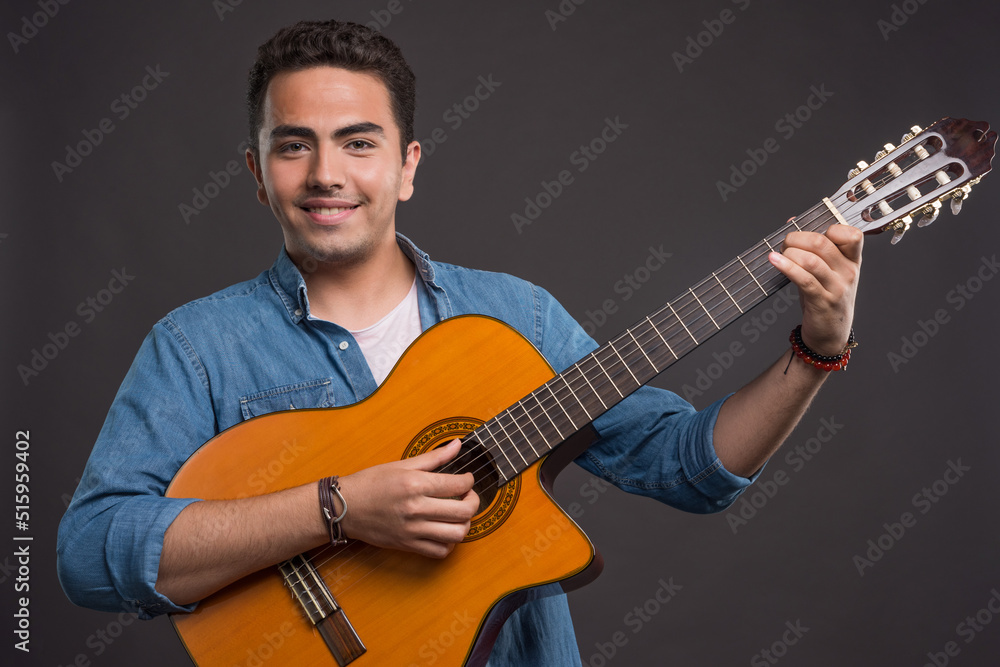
[769,250,824,295]
[825,223,864,264]
[784,228,861,272]
[402,439,463,471]
[422,471,477,501]
[778,247,838,294]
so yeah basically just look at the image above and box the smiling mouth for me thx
[304,205,359,215]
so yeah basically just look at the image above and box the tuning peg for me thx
[890,217,911,245]
[874,143,896,160]
[916,202,941,227]
[901,125,923,143]
[951,194,965,215]
[848,160,869,179]
[950,185,973,214]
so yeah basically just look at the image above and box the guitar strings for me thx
[293,144,940,600]
[440,149,928,483]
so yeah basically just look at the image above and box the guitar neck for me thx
[474,198,843,482]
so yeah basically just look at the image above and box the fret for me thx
[576,359,609,410]
[627,329,658,373]
[762,237,777,253]
[544,382,578,431]
[591,352,624,398]
[515,397,552,449]
[689,288,720,330]
[737,255,768,295]
[559,372,593,422]
[667,301,698,344]
[790,217,802,231]
[477,422,513,481]
[533,387,567,441]
[647,315,678,360]
[503,404,541,458]
[713,271,743,314]
[610,343,640,387]
[491,415,530,467]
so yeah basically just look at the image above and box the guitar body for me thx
[166,315,600,666]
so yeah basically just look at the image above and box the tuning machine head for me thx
[890,216,912,245]
[874,142,896,161]
[900,125,923,143]
[950,185,973,215]
[848,160,869,179]
[916,202,941,227]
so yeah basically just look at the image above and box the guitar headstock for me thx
[830,117,997,244]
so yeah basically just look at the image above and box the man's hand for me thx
[337,440,479,558]
[768,223,864,356]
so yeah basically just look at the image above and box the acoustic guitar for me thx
[167,117,996,666]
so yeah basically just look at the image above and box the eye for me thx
[348,139,373,150]
[281,142,307,153]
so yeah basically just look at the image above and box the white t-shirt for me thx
[348,277,422,385]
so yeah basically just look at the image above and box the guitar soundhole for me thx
[438,439,500,515]
[404,418,520,540]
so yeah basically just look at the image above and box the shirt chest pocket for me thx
[239,378,336,420]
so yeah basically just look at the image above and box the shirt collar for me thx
[268,233,441,324]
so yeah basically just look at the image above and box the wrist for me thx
[789,325,857,371]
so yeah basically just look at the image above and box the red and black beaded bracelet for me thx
[789,324,857,371]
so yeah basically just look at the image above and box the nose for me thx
[307,144,346,191]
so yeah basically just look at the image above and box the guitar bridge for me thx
[279,554,366,665]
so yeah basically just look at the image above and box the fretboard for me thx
[473,199,842,483]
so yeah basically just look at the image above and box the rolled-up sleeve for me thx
[57,319,213,618]
[530,284,758,514]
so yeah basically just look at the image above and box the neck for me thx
[296,236,415,329]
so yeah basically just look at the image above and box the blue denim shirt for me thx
[57,234,754,666]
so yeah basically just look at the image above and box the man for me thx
[57,19,862,665]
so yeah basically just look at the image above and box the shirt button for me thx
[294,308,303,317]
[338,341,349,350]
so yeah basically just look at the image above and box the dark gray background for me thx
[3,0,999,665]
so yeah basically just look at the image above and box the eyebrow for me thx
[269,122,386,143]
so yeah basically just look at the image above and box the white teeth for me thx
[309,206,354,215]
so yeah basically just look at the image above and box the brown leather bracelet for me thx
[318,475,348,546]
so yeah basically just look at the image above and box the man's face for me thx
[247,66,419,269]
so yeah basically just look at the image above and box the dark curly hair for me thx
[247,20,416,161]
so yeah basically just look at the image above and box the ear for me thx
[245,148,270,206]
[398,140,421,202]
